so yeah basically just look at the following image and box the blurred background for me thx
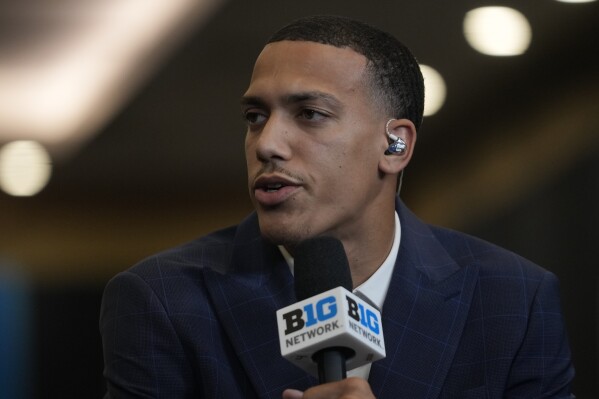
[0,0,597,397]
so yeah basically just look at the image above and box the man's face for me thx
[242,40,389,246]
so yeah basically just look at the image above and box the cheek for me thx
[244,134,253,155]
[314,147,374,195]
[316,130,377,174]
[339,135,380,171]
[244,138,257,167]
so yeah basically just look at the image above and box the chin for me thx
[257,218,314,246]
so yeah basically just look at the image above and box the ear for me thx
[378,118,417,175]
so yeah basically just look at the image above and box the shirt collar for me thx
[353,211,400,311]
[279,211,401,311]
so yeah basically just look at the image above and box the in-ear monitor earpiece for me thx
[385,119,407,155]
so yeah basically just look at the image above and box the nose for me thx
[252,115,292,163]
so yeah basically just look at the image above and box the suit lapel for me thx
[204,214,316,398]
[369,202,479,399]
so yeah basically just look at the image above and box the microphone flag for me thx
[276,286,386,377]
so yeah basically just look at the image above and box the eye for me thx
[298,108,328,121]
[242,110,268,126]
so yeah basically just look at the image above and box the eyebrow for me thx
[285,91,341,107]
[240,91,342,109]
[240,95,265,107]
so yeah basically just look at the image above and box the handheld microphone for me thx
[276,236,386,383]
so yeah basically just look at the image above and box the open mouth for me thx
[253,176,300,206]
[264,183,284,192]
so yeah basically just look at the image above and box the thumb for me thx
[282,388,304,399]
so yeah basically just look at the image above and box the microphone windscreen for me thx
[294,236,353,301]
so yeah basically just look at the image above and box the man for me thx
[100,15,574,398]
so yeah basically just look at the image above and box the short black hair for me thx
[268,15,424,131]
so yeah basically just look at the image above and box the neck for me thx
[342,206,396,288]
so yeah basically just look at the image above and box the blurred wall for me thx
[464,151,599,396]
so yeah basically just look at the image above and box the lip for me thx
[253,174,302,207]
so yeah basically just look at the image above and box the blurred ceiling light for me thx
[0,141,52,197]
[555,0,596,2]
[0,0,225,158]
[463,6,532,56]
[420,65,447,117]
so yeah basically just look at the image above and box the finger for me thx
[302,377,375,399]
[282,388,304,399]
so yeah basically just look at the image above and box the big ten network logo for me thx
[282,295,380,336]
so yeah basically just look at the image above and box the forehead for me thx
[245,41,370,100]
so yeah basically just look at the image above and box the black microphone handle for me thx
[293,236,356,384]
[313,347,354,383]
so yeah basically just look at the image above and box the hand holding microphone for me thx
[282,377,375,399]
[276,236,385,387]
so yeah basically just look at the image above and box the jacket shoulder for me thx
[127,223,241,283]
[428,224,549,281]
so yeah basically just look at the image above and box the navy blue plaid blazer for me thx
[100,199,574,398]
